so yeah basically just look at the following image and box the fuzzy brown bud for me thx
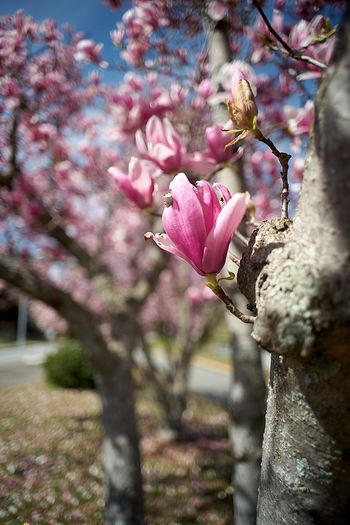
[227,80,258,130]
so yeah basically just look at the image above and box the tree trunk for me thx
[237,9,350,524]
[56,306,145,525]
[258,353,350,525]
[206,14,266,525]
[228,306,266,525]
[93,350,144,525]
[164,362,189,439]
[140,334,189,440]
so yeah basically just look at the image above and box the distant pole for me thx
[16,295,29,346]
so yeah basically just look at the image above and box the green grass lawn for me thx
[0,379,232,525]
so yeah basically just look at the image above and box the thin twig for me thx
[206,274,255,324]
[254,128,291,220]
[299,28,337,50]
[269,44,327,71]
[234,230,249,246]
[229,251,241,267]
[0,108,21,188]
[252,0,327,71]
[211,284,255,324]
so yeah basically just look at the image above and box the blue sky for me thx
[0,0,128,81]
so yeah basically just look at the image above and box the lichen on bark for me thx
[237,8,350,524]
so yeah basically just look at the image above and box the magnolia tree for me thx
[0,10,240,525]
[0,2,347,525]
[0,13,165,524]
[102,1,346,525]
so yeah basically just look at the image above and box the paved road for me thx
[0,342,55,389]
[0,342,231,401]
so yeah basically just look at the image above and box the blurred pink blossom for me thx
[204,124,244,164]
[292,157,305,181]
[108,157,155,209]
[74,39,108,68]
[136,116,186,174]
[136,116,214,176]
[288,100,314,136]
[186,284,217,304]
[196,79,213,99]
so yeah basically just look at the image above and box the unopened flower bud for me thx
[227,79,258,131]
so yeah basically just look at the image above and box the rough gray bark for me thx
[94,349,144,525]
[238,10,350,524]
[227,301,266,525]
[206,15,266,525]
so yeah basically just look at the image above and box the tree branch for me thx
[253,128,291,220]
[0,253,111,360]
[127,250,170,310]
[37,209,112,280]
[0,107,21,188]
[252,0,327,71]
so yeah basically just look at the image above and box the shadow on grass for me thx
[143,414,232,524]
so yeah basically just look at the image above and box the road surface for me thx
[0,342,231,401]
[0,342,55,389]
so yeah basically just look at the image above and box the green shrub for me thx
[44,339,95,389]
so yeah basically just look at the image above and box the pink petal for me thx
[202,192,248,274]
[196,180,221,234]
[128,158,154,205]
[152,233,204,275]
[135,129,148,155]
[163,118,184,153]
[146,115,165,145]
[213,183,232,204]
[185,151,216,176]
[163,173,207,271]
[152,143,179,172]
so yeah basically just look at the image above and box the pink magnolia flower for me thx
[186,284,217,304]
[136,116,186,174]
[204,124,243,164]
[111,25,125,46]
[74,39,108,68]
[196,79,213,99]
[104,0,122,10]
[108,157,155,209]
[147,173,248,276]
[136,116,215,176]
[288,100,314,136]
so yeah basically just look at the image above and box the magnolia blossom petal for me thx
[163,118,184,153]
[213,182,232,204]
[196,180,221,234]
[128,158,154,203]
[146,115,165,145]
[202,192,248,274]
[109,167,140,204]
[152,233,203,275]
[163,173,207,270]
[108,162,153,209]
[135,129,148,155]
[185,152,216,176]
[152,143,179,169]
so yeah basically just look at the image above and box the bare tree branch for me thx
[252,0,327,71]
[0,253,110,359]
